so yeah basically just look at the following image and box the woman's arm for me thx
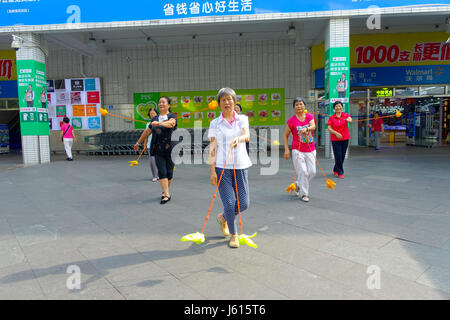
[328,125,342,139]
[283,125,291,160]
[153,118,176,129]
[134,127,151,151]
[209,138,217,186]
[231,127,250,149]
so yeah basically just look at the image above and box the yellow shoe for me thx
[217,213,230,236]
[229,234,240,248]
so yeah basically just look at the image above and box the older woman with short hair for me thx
[208,87,251,248]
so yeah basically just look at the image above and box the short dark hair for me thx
[158,96,171,105]
[148,107,159,118]
[63,117,70,123]
[292,97,306,108]
[235,103,242,112]
[333,101,343,109]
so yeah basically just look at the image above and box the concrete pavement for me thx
[1,145,450,300]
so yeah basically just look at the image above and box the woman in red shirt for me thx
[368,112,384,151]
[327,101,352,178]
[283,97,316,202]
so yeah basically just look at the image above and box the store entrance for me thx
[0,109,21,152]
[404,97,446,147]
[355,96,447,149]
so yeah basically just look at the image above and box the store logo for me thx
[434,66,443,77]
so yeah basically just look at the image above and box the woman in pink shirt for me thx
[59,117,77,161]
[283,97,316,202]
[327,101,352,178]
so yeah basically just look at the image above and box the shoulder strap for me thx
[62,125,70,138]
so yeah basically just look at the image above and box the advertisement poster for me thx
[134,88,285,129]
[313,32,450,88]
[325,47,350,114]
[17,59,49,136]
[48,78,102,131]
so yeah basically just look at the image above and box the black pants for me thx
[332,140,349,175]
[155,154,174,180]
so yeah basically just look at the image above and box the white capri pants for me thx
[292,149,316,197]
[63,138,73,159]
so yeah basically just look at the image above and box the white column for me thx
[16,32,50,165]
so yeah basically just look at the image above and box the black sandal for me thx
[160,195,171,204]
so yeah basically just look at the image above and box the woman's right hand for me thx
[284,149,290,160]
[335,133,343,139]
[210,172,218,186]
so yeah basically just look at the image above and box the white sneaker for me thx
[294,184,300,197]
[301,195,310,202]
[152,178,158,182]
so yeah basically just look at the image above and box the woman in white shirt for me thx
[208,88,251,248]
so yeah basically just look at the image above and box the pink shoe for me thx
[338,174,344,179]
[333,172,338,177]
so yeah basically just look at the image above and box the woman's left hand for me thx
[151,121,160,127]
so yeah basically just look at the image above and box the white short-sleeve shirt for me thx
[208,111,252,170]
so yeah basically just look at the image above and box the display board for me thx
[134,88,285,129]
[47,78,102,131]
[1,1,445,28]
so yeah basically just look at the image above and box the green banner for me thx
[134,88,285,129]
[325,47,350,114]
[17,60,49,136]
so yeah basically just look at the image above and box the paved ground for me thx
[1,144,450,300]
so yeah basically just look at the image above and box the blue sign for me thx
[84,79,96,91]
[406,113,415,137]
[0,1,447,27]
[315,65,450,88]
[88,117,101,129]
[0,80,18,98]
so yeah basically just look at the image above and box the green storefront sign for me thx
[134,88,285,129]
[325,47,350,114]
[17,60,49,136]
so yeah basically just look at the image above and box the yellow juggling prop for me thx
[99,108,108,116]
[181,232,205,245]
[286,183,296,193]
[326,179,336,190]
[208,100,219,110]
[231,150,258,249]
[239,232,258,248]
[306,142,336,190]
[128,147,146,167]
[395,110,402,118]
[180,149,232,245]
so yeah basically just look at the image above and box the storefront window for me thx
[395,87,419,97]
[420,86,445,96]
[0,100,6,109]
[350,90,367,98]
[7,99,19,109]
